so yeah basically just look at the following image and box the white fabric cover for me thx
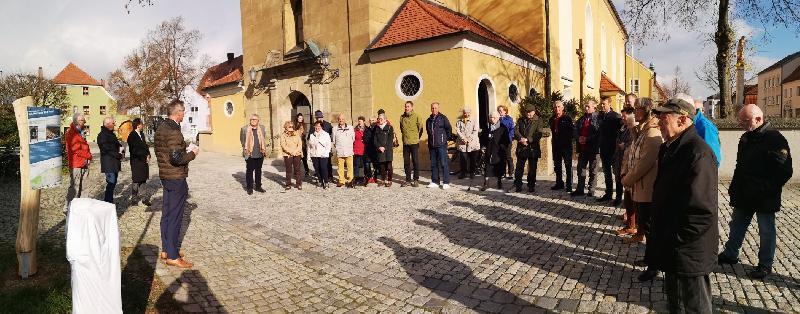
[66,198,122,314]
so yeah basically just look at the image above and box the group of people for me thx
[64,91,794,311]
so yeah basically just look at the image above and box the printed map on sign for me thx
[28,107,62,189]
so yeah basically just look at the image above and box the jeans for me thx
[459,150,479,177]
[337,156,354,184]
[161,179,188,260]
[429,146,450,184]
[283,156,303,186]
[403,144,420,182]
[66,167,89,209]
[312,157,330,184]
[245,157,264,189]
[721,208,777,268]
[664,273,712,314]
[103,172,118,203]
[514,154,538,188]
[552,147,573,189]
[576,152,598,195]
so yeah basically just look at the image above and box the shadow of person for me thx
[378,236,548,313]
[121,244,159,313]
[155,270,224,312]
[232,171,286,190]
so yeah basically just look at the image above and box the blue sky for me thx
[1,0,797,98]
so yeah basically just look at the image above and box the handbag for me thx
[392,132,400,148]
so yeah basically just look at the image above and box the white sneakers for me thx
[428,182,451,189]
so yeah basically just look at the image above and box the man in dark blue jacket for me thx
[597,96,622,205]
[571,100,600,197]
[426,102,453,189]
[498,105,515,178]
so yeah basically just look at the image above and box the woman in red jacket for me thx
[353,116,367,187]
[64,113,92,212]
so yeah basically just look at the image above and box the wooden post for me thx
[13,96,41,278]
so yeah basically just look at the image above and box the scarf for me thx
[490,120,501,132]
[245,125,267,156]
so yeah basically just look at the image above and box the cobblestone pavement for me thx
[2,150,800,313]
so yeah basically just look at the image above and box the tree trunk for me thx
[715,0,732,119]
[544,0,552,99]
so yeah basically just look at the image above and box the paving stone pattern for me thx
[2,151,799,313]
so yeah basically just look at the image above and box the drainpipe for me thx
[544,0,552,99]
[346,0,355,121]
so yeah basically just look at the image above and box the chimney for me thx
[100,79,105,87]
[37,67,43,79]
[226,53,235,63]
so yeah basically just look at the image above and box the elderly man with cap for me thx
[649,98,718,313]
[314,110,334,181]
[718,104,793,279]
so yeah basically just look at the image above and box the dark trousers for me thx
[131,181,149,203]
[283,156,303,186]
[103,172,118,203]
[576,152,598,195]
[552,147,573,188]
[665,273,713,314]
[364,155,375,179]
[430,146,450,184]
[600,152,620,198]
[402,144,420,182]
[301,141,310,174]
[312,157,330,184]
[354,155,366,178]
[161,179,188,260]
[459,150,480,177]
[721,208,777,268]
[514,154,538,188]
[245,157,264,189]
[378,161,393,182]
[505,144,514,177]
[635,202,654,264]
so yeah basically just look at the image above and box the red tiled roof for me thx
[53,62,101,86]
[599,74,623,93]
[198,55,244,91]
[367,0,535,61]
[782,66,800,84]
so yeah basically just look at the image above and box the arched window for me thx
[284,0,304,51]
[508,83,520,103]
[558,0,573,81]
[585,2,594,88]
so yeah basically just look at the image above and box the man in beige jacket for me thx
[621,98,664,282]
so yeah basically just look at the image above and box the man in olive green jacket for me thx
[514,106,547,192]
[399,101,423,187]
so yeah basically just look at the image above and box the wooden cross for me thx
[576,39,585,104]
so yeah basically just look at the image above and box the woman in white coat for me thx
[308,121,333,189]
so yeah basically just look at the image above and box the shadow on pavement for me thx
[156,269,224,312]
[378,236,551,313]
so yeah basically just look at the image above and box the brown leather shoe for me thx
[336,182,343,187]
[165,258,193,268]
[616,228,637,236]
[160,251,185,260]
[625,234,645,244]
[296,184,302,190]
[385,182,392,187]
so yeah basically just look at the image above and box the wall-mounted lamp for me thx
[249,67,259,86]
[316,48,339,80]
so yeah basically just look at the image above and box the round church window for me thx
[395,71,423,101]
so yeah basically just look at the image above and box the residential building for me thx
[783,67,800,118]
[197,54,246,156]
[54,63,123,142]
[179,85,211,142]
[756,50,800,117]
[624,54,666,105]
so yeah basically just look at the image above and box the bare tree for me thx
[108,17,208,116]
[0,73,69,147]
[665,66,692,98]
[125,0,155,13]
[623,0,800,118]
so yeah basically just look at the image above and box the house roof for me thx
[654,81,667,100]
[367,0,538,62]
[52,62,101,86]
[782,66,800,84]
[198,55,244,91]
[758,50,800,75]
[599,74,624,93]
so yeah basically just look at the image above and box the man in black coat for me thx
[597,96,622,203]
[513,106,546,192]
[550,100,574,191]
[719,104,793,279]
[570,100,600,197]
[650,99,718,313]
[128,118,152,206]
[97,116,123,204]
[480,112,510,191]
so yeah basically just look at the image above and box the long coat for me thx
[373,123,395,162]
[455,118,480,152]
[651,126,718,276]
[480,124,510,178]
[514,116,546,159]
[128,130,150,183]
[574,113,601,154]
[728,122,793,213]
[97,127,122,174]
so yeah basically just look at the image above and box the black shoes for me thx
[550,183,564,190]
[515,185,523,192]
[749,265,772,279]
[570,190,585,197]
[255,187,266,193]
[528,186,535,193]
[638,268,658,281]
[612,199,622,207]
[596,194,612,202]
[247,189,253,195]
[717,253,739,265]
